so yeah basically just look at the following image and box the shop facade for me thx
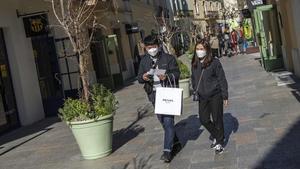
[0,0,141,134]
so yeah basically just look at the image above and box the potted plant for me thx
[49,0,118,160]
[59,85,117,159]
[177,60,191,99]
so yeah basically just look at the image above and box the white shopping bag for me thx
[154,87,183,116]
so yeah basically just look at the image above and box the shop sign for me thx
[250,0,264,6]
[247,0,266,10]
[125,23,139,34]
[23,14,49,37]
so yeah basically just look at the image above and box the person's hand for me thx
[158,75,166,81]
[143,73,150,81]
[223,100,228,107]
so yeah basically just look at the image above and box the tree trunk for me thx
[79,53,89,102]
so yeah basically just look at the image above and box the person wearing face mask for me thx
[137,35,181,163]
[191,39,229,154]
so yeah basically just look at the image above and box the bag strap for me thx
[195,69,205,92]
[163,74,176,88]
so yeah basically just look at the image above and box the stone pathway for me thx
[1,53,300,169]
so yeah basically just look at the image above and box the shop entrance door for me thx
[254,4,283,71]
[31,36,64,117]
[90,31,124,90]
[0,28,19,133]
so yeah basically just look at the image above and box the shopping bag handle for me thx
[163,74,176,88]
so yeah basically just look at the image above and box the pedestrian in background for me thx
[223,29,231,56]
[230,29,238,56]
[191,39,229,154]
[237,26,246,54]
[210,33,220,58]
[217,30,224,57]
[137,35,182,163]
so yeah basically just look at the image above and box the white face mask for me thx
[147,48,159,57]
[196,50,207,59]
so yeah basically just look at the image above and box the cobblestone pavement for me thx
[1,53,300,169]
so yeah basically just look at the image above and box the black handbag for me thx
[193,70,204,101]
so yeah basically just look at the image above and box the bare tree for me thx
[154,10,192,57]
[49,0,117,102]
[154,12,176,56]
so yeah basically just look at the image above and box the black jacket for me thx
[191,58,228,100]
[137,51,180,94]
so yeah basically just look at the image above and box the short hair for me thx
[143,35,159,46]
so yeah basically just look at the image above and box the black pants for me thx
[198,94,224,144]
[212,48,219,58]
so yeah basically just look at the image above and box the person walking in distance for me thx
[237,26,246,54]
[231,29,238,56]
[210,33,220,58]
[191,39,229,154]
[137,35,182,163]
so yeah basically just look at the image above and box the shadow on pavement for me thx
[112,104,153,152]
[254,117,300,169]
[287,75,300,103]
[175,115,203,147]
[0,117,59,155]
[223,113,239,147]
[113,78,137,93]
[113,154,153,169]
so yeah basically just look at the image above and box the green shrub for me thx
[59,84,118,122]
[91,84,118,118]
[177,60,191,80]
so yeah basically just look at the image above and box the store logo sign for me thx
[23,14,49,37]
[30,19,44,33]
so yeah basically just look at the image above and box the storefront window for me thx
[0,28,19,133]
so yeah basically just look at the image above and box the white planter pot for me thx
[179,78,190,99]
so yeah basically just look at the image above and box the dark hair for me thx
[191,39,213,68]
[143,35,159,46]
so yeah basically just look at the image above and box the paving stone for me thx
[233,131,257,146]
[2,54,300,169]
[237,155,260,169]
[191,148,215,163]
[169,158,191,169]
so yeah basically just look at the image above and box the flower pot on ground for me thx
[59,84,118,160]
[177,60,191,99]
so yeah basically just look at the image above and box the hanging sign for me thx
[250,0,264,6]
[23,14,49,37]
[125,23,139,34]
[247,0,266,10]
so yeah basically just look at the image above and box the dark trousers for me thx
[148,92,179,152]
[198,94,224,144]
[212,48,219,58]
[157,114,179,152]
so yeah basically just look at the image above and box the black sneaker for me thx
[215,144,224,154]
[210,139,217,149]
[160,151,172,163]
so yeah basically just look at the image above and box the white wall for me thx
[0,0,44,126]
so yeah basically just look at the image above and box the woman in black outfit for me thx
[191,39,229,154]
